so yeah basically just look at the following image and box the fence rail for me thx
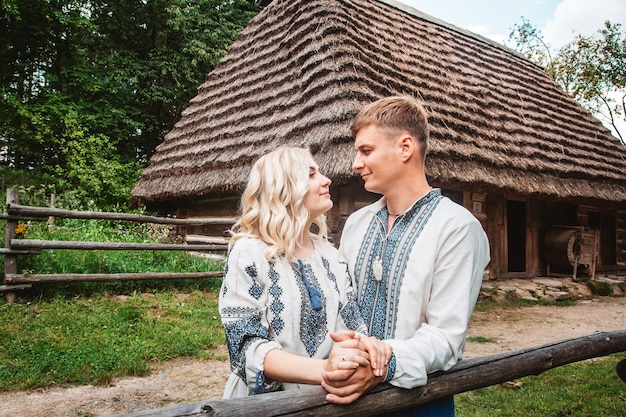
[1,188,234,301]
[112,330,626,416]
[3,203,237,225]
[9,239,227,251]
[5,271,224,284]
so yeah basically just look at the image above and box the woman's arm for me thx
[263,332,370,384]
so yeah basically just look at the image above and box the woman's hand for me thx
[325,331,370,373]
[326,331,392,377]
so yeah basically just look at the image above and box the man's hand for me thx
[321,332,385,404]
[321,361,383,404]
[357,334,393,376]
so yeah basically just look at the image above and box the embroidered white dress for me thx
[219,237,367,398]
[339,189,490,390]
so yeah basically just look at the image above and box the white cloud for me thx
[542,0,626,49]
[466,24,488,35]
[464,24,506,45]
[488,33,508,45]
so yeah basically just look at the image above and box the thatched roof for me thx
[131,0,626,208]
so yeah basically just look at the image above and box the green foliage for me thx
[15,220,224,296]
[509,19,626,143]
[51,127,144,210]
[0,0,262,209]
[456,353,626,416]
[508,17,554,67]
[0,174,56,208]
[551,22,626,143]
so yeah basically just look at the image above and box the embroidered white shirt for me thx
[219,236,367,397]
[339,189,490,389]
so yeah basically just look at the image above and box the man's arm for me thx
[381,215,490,389]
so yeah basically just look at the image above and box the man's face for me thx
[352,125,402,195]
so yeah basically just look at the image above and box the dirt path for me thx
[1,296,625,417]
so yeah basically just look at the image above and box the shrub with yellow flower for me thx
[15,223,27,238]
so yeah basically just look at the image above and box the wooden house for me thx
[130,0,626,280]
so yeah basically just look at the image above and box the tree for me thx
[0,0,261,209]
[509,19,626,144]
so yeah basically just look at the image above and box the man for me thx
[322,95,490,416]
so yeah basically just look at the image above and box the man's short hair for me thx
[351,95,429,157]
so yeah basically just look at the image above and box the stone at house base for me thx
[541,291,573,302]
[531,278,564,288]
[479,273,625,303]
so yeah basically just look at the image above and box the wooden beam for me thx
[5,271,223,284]
[112,329,626,417]
[6,203,237,225]
[10,239,227,252]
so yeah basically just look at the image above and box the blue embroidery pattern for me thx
[249,282,262,300]
[221,306,272,381]
[267,263,284,334]
[340,290,367,333]
[383,352,397,383]
[322,257,340,293]
[249,370,284,396]
[297,260,323,311]
[356,190,443,339]
[222,261,229,296]
[250,371,267,395]
[245,263,257,278]
[244,263,263,300]
[293,260,327,356]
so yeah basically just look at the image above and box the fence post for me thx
[48,193,56,228]
[4,188,18,303]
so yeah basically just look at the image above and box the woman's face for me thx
[303,159,333,218]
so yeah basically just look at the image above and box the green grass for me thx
[0,290,225,390]
[1,217,227,391]
[456,353,626,416]
[467,335,497,344]
[10,219,225,296]
[1,218,625,416]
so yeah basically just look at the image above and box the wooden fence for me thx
[2,188,626,415]
[1,188,235,302]
[114,330,626,416]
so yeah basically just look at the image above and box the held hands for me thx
[324,331,368,376]
[322,331,392,404]
[357,332,393,376]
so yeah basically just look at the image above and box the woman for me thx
[219,147,391,399]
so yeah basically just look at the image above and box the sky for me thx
[397,0,626,49]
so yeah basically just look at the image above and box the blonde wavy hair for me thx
[229,147,329,260]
